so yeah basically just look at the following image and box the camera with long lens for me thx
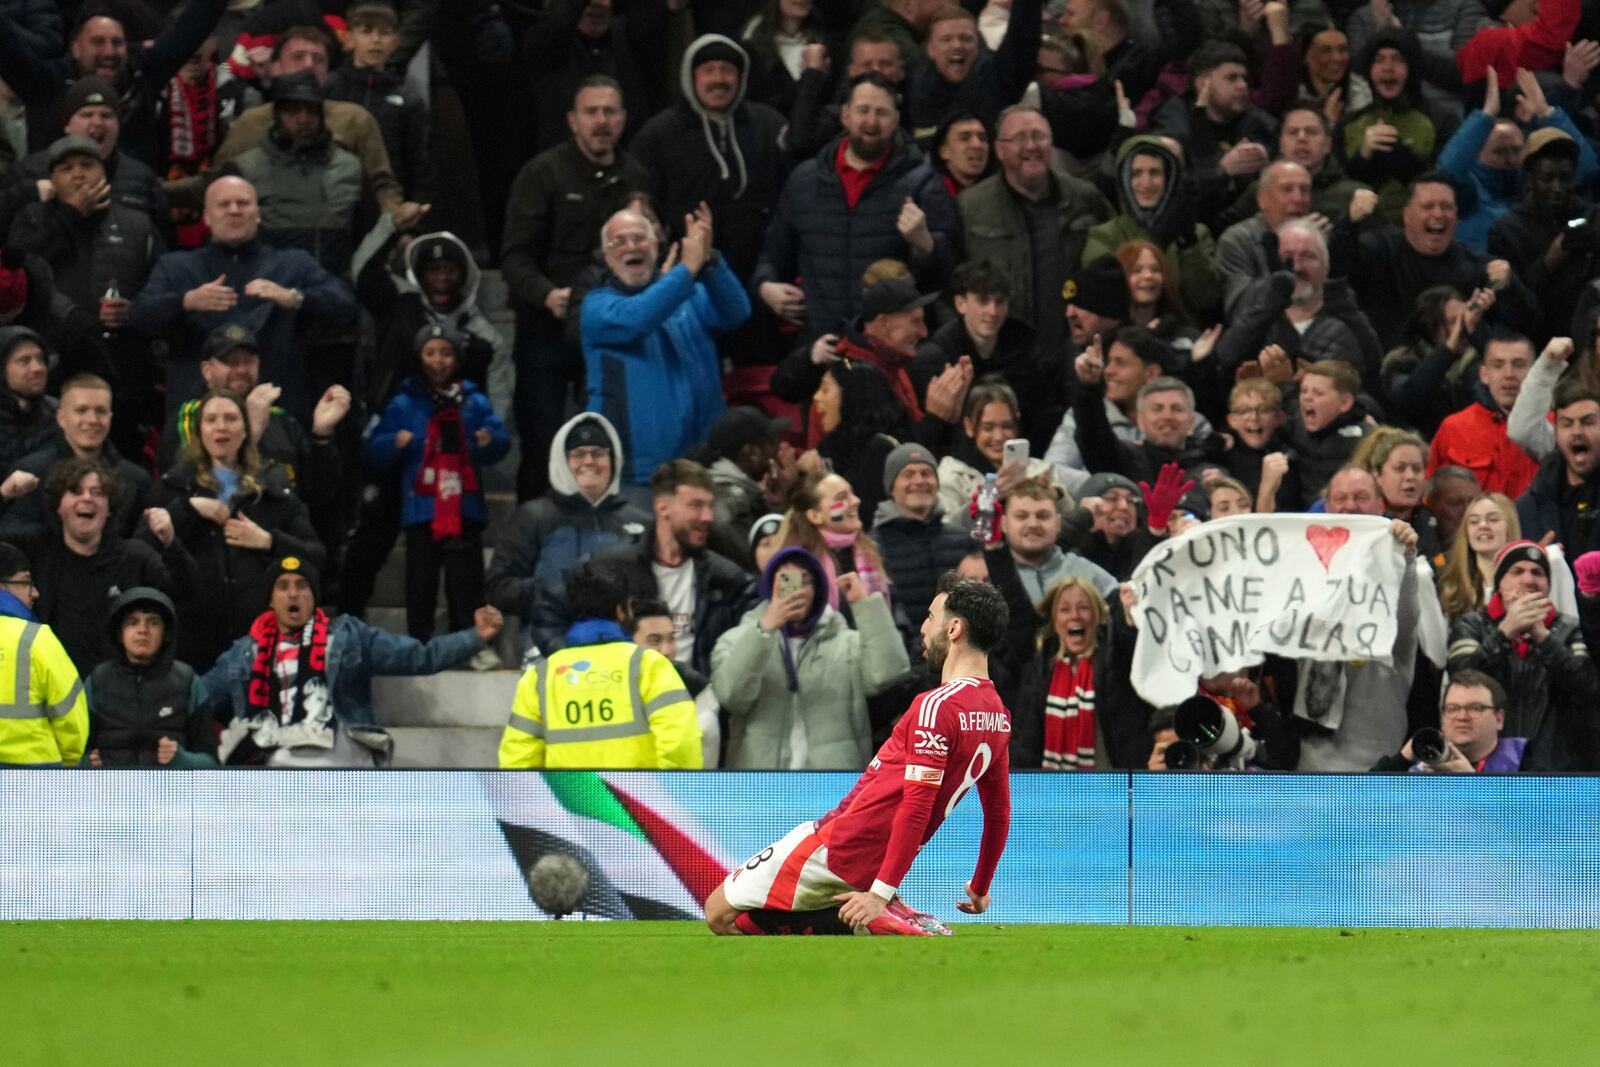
[1162,738,1203,770]
[1411,727,1448,767]
[1168,696,1259,770]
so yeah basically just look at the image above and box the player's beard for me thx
[923,631,949,671]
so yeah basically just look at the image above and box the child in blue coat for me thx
[368,323,510,641]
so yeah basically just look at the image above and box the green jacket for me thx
[711,592,910,770]
[958,168,1113,326]
[1342,103,1434,223]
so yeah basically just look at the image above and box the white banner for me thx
[1130,514,1407,706]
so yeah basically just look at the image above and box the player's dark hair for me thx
[935,573,1008,653]
[567,564,628,624]
[626,597,671,635]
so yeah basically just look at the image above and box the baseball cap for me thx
[860,277,939,321]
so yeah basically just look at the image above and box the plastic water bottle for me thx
[971,472,998,541]
[100,282,120,340]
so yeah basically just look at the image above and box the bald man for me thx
[129,176,358,419]
[1215,160,1319,316]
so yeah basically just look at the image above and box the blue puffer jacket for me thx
[581,255,750,484]
[200,613,484,730]
[1437,107,1600,251]
[365,378,511,528]
[753,130,958,341]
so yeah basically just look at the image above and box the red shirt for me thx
[1428,401,1539,499]
[818,677,1012,898]
[835,139,888,211]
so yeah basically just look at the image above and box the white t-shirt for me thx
[652,559,696,667]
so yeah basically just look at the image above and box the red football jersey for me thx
[817,676,1012,898]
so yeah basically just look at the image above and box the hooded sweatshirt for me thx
[0,325,58,472]
[1342,29,1435,222]
[1082,134,1224,317]
[628,34,790,280]
[84,587,217,767]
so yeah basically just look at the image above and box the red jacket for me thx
[1456,0,1580,85]
[1428,401,1539,499]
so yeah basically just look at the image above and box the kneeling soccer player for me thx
[704,574,1012,936]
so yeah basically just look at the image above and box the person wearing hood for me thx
[1341,29,1436,224]
[232,72,368,277]
[367,322,509,650]
[84,586,217,768]
[0,325,57,472]
[1447,539,1600,771]
[128,173,358,422]
[711,545,910,770]
[0,540,89,767]
[754,72,958,343]
[200,554,503,767]
[1440,68,1597,253]
[1487,127,1600,343]
[487,412,651,656]
[630,34,789,283]
[1082,134,1223,319]
[873,443,977,624]
[11,455,195,675]
[903,0,1041,143]
[582,202,749,485]
[500,562,700,770]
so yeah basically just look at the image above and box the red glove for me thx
[1139,462,1196,532]
[1574,551,1600,596]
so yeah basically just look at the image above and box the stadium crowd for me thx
[2,0,1600,775]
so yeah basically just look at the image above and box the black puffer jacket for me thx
[1282,407,1370,506]
[152,458,325,672]
[1446,609,1600,772]
[85,587,217,767]
[0,149,170,244]
[0,326,57,471]
[753,130,958,342]
[7,199,162,314]
[869,498,974,627]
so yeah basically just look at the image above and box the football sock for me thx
[735,907,854,936]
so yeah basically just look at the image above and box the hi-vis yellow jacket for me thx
[499,640,702,769]
[0,615,88,766]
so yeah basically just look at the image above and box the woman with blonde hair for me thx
[1436,492,1577,620]
[155,389,324,669]
[1010,575,1148,770]
[1350,425,1442,559]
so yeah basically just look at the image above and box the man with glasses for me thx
[582,202,749,485]
[959,104,1112,360]
[0,541,88,768]
[1373,670,1526,772]
[502,75,649,500]
[1446,540,1600,771]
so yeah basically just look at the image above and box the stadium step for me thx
[372,671,519,728]
[388,725,502,768]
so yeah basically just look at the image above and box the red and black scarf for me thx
[1043,656,1096,770]
[1485,593,1557,658]
[246,607,330,723]
[414,384,478,541]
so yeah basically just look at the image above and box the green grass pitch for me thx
[4,922,1598,1066]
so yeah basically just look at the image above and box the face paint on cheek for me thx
[829,501,848,522]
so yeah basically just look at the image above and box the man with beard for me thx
[576,460,755,677]
[1215,160,1316,316]
[0,327,56,472]
[1213,218,1381,381]
[1518,379,1600,558]
[581,202,749,486]
[1487,129,1599,345]
[1339,170,1535,349]
[755,72,958,343]
[703,573,1012,937]
[903,1,1040,143]
[128,174,357,420]
[959,105,1111,356]
[233,73,367,277]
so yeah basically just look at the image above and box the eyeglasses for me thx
[1,577,36,591]
[569,447,609,462]
[997,132,1050,146]
[604,233,653,251]
[1442,703,1497,716]
[1230,405,1281,417]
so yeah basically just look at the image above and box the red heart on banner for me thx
[1306,525,1351,571]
